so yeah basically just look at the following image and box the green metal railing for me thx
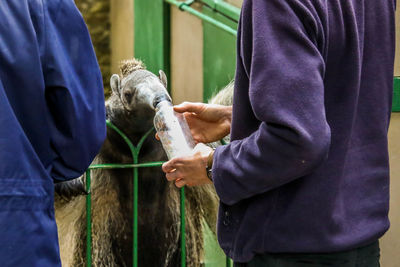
[84,120,166,267]
[84,120,232,267]
[164,0,238,36]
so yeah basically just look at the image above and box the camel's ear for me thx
[158,70,167,89]
[110,74,121,95]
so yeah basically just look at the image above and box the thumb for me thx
[174,102,205,114]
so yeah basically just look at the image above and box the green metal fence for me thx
[84,120,232,267]
[85,120,162,267]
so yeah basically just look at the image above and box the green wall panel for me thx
[202,5,238,102]
[393,77,400,112]
[134,0,170,80]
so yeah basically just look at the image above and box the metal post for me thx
[226,257,233,267]
[393,77,400,112]
[86,169,92,267]
[133,159,139,267]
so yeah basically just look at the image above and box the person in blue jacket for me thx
[0,0,106,266]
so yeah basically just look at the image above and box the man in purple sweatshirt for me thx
[162,0,396,265]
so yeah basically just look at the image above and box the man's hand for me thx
[174,102,232,144]
[162,143,214,188]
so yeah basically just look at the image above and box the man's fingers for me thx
[165,170,181,181]
[174,102,205,114]
[155,133,160,140]
[175,178,185,188]
[162,161,174,173]
[162,158,183,173]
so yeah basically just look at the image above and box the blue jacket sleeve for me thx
[212,0,331,205]
[43,0,106,181]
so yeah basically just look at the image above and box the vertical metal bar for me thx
[86,170,92,267]
[133,156,139,267]
[180,187,186,267]
[393,77,400,112]
[226,257,233,267]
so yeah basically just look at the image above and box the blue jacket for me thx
[0,0,106,266]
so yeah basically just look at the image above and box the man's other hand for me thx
[173,102,232,144]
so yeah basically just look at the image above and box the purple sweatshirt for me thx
[212,0,395,262]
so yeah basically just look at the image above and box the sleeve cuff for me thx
[212,144,236,205]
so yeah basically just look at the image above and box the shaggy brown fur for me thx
[119,58,146,78]
[54,60,235,267]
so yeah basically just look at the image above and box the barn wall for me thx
[170,4,204,104]
[381,114,400,267]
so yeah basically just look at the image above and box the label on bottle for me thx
[154,105,195,160]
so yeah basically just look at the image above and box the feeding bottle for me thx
[153,100,195,160]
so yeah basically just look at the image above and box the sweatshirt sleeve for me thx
[43,0,106,181]
[212,0,331,205]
